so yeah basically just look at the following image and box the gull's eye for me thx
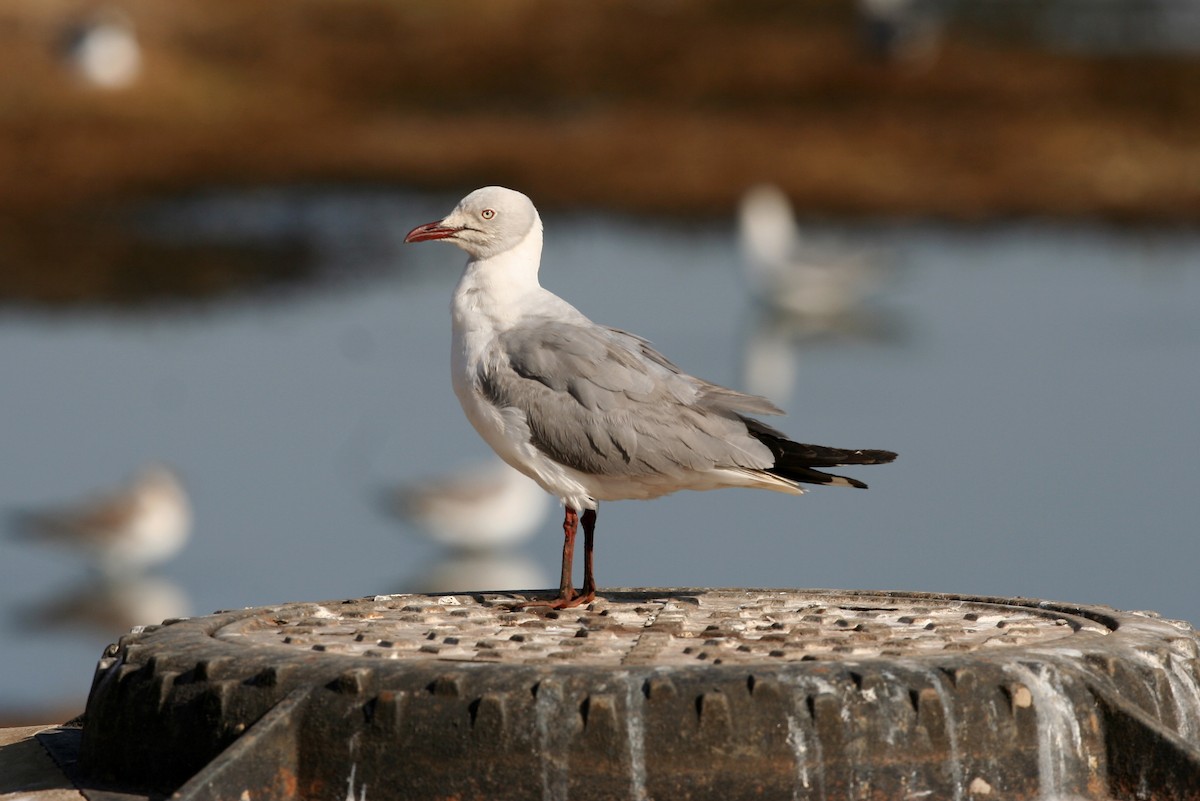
[481,209,496,220]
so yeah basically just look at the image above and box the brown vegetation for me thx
[1,0,1198,303]
[4,0,1199,218]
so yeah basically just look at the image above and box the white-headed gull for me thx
[10,465,191,577]
[405,187,896,608]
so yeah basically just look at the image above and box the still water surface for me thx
[1,190,1198,715]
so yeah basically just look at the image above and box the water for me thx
[1,189,1199,716]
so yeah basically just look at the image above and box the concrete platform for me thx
[0,725,83,801]
[76,589,1200,799]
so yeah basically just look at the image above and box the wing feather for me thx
[480,322,777,478]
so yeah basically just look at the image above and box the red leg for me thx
[555,507,579,603]
[517,506,586,610]
[517,506,602,611]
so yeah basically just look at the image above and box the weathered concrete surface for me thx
[0,725,83,801]
[77,589,1200,800]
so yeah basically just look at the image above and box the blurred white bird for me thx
[738,184,884,321]
[10,465,191,577]
[389,459,550,552]
[737,184,904,405]
[59,8,143,90]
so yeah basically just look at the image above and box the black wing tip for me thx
[740,416,896,485]
[762,448,895,488]
[852,449,898,465]
[767,466,872,489]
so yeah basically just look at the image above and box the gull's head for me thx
[404,186,540,261]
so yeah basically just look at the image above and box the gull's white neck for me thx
[449,220,559,469]
[451,223,547,338]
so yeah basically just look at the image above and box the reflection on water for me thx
[1,187,1198,720]
[741,306,910,407]
[953,0,1200,55]
[398,551,548,597]
[1037,0,1200,54]
[15,575,189,637]
[138,189,444,286]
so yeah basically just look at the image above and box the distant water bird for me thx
[738,184,903,404]
[738,184,884,322]
[390,459,550,552]
[17,575,190,635]
[404,186,896,608]
[9,465,191,577]
[59,8,143,90]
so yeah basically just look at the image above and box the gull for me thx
[739,184,883,321]
[405,187,897,608]
[9,465,191,577]
[738,184,900,405]
[386,459,551,592]
[389,458,550,551]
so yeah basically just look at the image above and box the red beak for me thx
[404,221,460,244]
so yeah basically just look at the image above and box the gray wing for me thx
[477,320,780,478]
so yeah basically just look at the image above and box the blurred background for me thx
[1,0,1198,724]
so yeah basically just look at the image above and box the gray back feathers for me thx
[477,321,778,478]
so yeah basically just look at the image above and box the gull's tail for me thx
[741,417,897,489]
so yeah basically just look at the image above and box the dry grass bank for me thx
[1,0,1198,303]
[2,0,1198,218]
